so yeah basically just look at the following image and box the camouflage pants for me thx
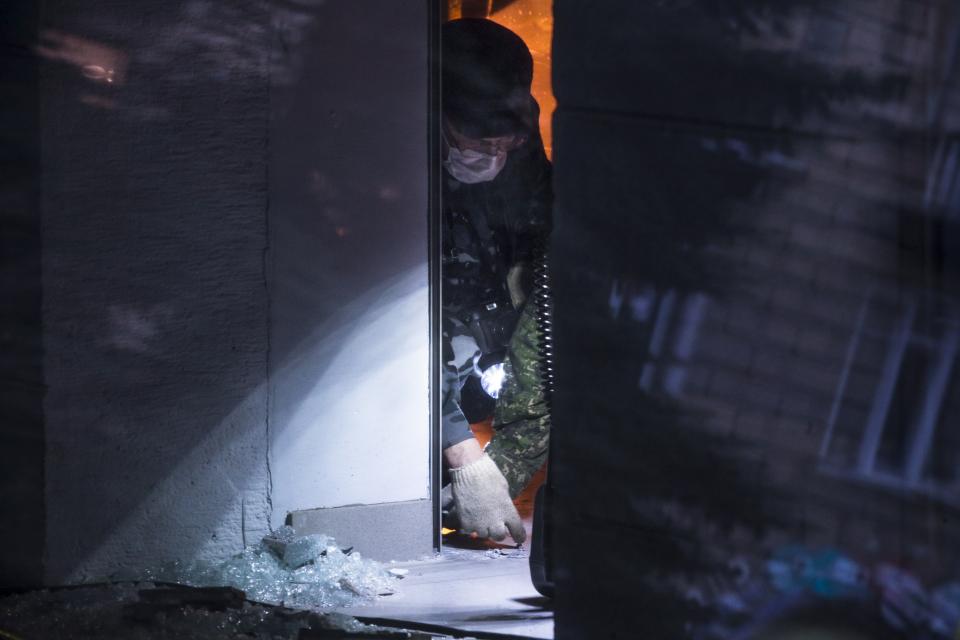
[441,301,550,499]
[487,301,550,498]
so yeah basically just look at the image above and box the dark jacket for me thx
[442,115,552,319]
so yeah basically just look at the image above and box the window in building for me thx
[819,292,960,499]
[607,284,710,398]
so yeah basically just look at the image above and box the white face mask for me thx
[443,141,508,184]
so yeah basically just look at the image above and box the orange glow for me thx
[469,417,495,447]
[487,2,554,158]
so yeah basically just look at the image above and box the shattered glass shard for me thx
[282,534,333,569]
[261,524,298,556]
[143,528,397,608]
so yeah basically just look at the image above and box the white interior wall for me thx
[269,269,429,519]
[266,0,430,522]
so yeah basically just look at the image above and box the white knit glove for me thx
[450,454,526,544]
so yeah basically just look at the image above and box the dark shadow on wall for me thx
[550,1,955,638]
[0,1,45,588]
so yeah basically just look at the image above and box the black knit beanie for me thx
[442,18,534,139]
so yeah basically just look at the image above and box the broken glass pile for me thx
[145,526,398,608]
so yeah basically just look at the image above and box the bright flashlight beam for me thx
[480,362,506,399]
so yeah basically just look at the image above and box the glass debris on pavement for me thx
[143,526,398,608]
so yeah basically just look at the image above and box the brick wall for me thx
[552,0,960,636]
[675,0,960,577]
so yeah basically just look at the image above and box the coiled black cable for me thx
[529,234,556,598]
[532,235,555,411]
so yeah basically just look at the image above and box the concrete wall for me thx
[38,0,276,584]
[267,1,430,529]
[4,0,431,586]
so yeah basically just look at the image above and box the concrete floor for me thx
[333,421,553,639]
[332,543,553,639]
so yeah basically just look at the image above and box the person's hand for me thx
[450,454,526,544]
[506,262,528,309]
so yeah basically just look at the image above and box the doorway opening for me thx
[425,1,557,636]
